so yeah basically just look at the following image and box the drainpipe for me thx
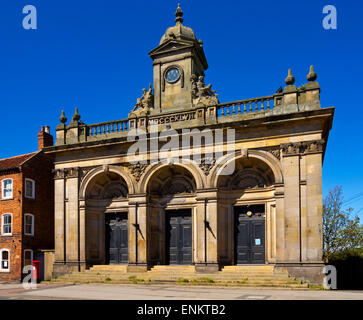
[135,202,138,265]
[63,176,66,266]
[298,155,302,263]
[204,198,208,265]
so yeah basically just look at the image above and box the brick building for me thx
[0,127,54,282]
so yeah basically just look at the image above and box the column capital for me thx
[281,139,324,157]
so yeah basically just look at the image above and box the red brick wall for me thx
[22,152,54,252]
[0,152,54,282]
[0,171,24,282]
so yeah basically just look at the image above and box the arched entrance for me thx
[216,155,276,265]
[146,165,197,266]
[84,170,129,265]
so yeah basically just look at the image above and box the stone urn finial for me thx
[175,3,184,24]
[285,69,295,86]
[72,108,81,122]
[307,65,317,82]
[59,110,67,124]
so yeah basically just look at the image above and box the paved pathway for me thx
[1,283,363,300]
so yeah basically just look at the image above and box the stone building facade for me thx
[46,5,334,282]
[0,127,54,282]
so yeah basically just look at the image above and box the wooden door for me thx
[105,212,128,264]
[166,210,192,265]
[235,205,265,264]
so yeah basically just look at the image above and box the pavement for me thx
[0,282,363,300]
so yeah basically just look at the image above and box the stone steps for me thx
[222,265,275,270]
[52,278,308,288]
[54,275,303,284]
[89,265,128,273]
[52,264,309,288]
[57,274,293,282]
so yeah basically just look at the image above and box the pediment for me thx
[149,40,195,57]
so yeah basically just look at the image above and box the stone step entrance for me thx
[89,265,128,273]
[52,265,311,288]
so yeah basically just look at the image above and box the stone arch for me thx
[228,167,273,190]
[208,149,283,189]
[79,165,135,199]
[138,161,205,194]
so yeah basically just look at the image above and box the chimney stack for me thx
[38,126,53,150]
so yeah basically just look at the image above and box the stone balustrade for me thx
[87,119,129,137]
[217,95,275,117]
[54,79,320,146]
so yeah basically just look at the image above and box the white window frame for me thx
[1,213,12,236]
[24,214,34,236]
[0,249,10,272]
[24,178,35,199]
[24,249,33,267]
[1,178,13,200]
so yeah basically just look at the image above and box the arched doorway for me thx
[146,165,197,266]
[84,171,129,265]
[217,156,276,265]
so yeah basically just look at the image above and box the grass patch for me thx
[176,278,190,283]
[308,284,325,290]
[132,279,145,284]
[128,275,137,280]
[198,278,215,283]
[105,277,111,281]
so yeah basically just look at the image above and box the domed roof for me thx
[159,4,198,45]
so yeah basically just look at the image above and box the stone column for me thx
[153,63,161,113]
[275,140,325,284]
[128,194,148,272]
[300,155,308,262]
[193,199,204,265]
[303,141,324,262]
[274,184,286,262]
[281,143,301,262]
[79,199,86,271]
[195,189,219,272]
[65,168,80,272]
[54,170,65,267]
[53,167,82,275]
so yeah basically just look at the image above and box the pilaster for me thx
[128,194,148,271]
[281,143,301,262]
[195,189,219,272]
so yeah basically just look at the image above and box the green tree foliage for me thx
[323,186,363,262]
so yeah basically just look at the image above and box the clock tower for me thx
[149,4,209,114]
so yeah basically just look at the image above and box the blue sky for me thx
[0,1,362,219]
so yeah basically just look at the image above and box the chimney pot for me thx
[38,125,53,150]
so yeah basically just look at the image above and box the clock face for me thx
[165,68,180,83]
